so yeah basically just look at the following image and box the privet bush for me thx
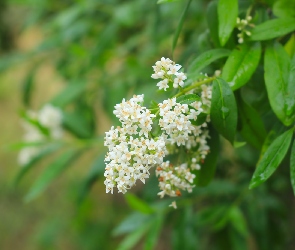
[5,0,295,249]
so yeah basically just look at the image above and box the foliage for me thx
[1,0,295,249]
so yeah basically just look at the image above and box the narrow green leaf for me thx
[290,139,295,195]
[144,214,164,250]
[50,80,86,108]
[22,69,36,107]
[172,0,192,56]
[113,212,151,236]
[273,0,295,18]
[25,149,79,201]
[249,129,293,189]
[207,1,220,47]
[194,126,220,186]
[237,93,267,149]
[233,141,246,148]
[188,49,230,74]
[14,143,62,186]
[62,111,92,138]
[157,0,182,3]
[125,193,154,214]
[77,153,105,203]
[176,94,201,104]
[260,130,277,160]
[264,42,295,126]
[218,0,238,46]
[9,141,46,150]
[250,18,295,41]
[285,34,295,58]
[211,78,238,143]
[222,42,261,91]
[117,223,151,250]
[228,207,248,237]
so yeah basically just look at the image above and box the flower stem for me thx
[152,76,216,118]
[174,76,216,98]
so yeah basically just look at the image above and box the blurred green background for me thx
[1,0,295,249]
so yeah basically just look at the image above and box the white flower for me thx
[158,98,196,147]
[156,161,196,198]
[151,58,186,91]
[157,79,169,91]
[39,104,63,129]
[21,121,44,142]
[18,147,39,166]
[104,95,167,194]
[18,104,64,166]
[167,64,182,75]
[173,72,187,88]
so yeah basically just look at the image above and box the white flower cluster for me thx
[155,85,212,207]
[151,57,187,90]
[38,104,63,139]
[156,161,196,198]
[158,98,199,146]
[186,85,211,158]
[18,104,63,166]
[104,95,167,194]
[236,16,253,43]
[104,59,214,209]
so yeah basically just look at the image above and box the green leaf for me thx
[228,206,248,237]
[273,0,295,18]
[14,143,62,186]
[264,42,295,126]
[207,1,220,47]
[22,68,36,107]
[25,149,80,201]
[125,193,154,214]
[117,223,150,250]
[176,94,201,104]
[62,111,93,138]
[211,78,238,143]
[233,141,246,148]
[249,128,294,189]
[50,80,87,108]
[194,126,220,186]
[290,139,295,195]
[236,93,267,149]
[187,49,230,74]
[77,153,105,203]
[144,214,164,250]
[285,34,295,58]
[218,0,238,46]
[250,18,295,41]
[260,130,278,160]
[113,212,151,236]
[172,0,192,56]
[157,0,182,3]
[222,42,261,91]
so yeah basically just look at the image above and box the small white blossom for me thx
[151,58,187,91]
[236,16,253,43]
[39,104,63,130]
[169,201,177,209]
[18,104,63,166]
[157,79,169,91]
[18,147,39,166]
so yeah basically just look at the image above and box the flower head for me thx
[151,58,187,91]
